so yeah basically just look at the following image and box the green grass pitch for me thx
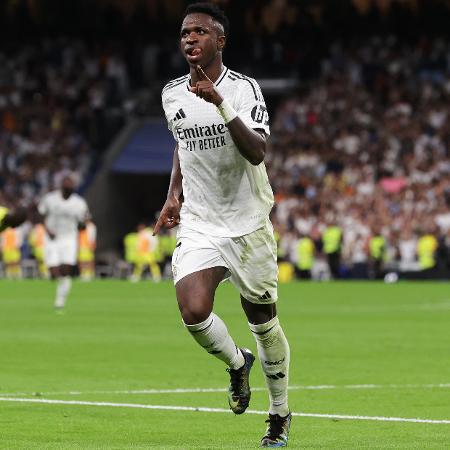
[0,279,449,449]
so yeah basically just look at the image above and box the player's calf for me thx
[184,313,245,369]
[249,316,290,417]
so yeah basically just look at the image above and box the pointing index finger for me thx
[153,217,163,235]
[196,65,212,82]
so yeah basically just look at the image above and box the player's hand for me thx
[153,197,181,235]
[47,230,56,240]
[190,65,223,106]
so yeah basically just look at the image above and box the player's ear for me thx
[217,35,226,51]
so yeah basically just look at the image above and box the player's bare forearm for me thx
[226,118,266,165]
[167,145,183,201]
[153,146,182,235]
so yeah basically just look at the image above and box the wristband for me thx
[217,99,238,124]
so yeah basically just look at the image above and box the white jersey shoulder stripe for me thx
[164,74,189,86]
[162,75,189,93]
[228,71,261,101]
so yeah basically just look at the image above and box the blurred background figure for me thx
[369,224,387,280]
[348,233,369,279]
[123,228,139,278]
[322,218,343,279]
[397,227,418,273]
[130,223,161,283]
[295,232,315,280]
[1,225,23,279]
[37,175,89,311]
[78,219,97,281]
[29,221,48,278]
[416,226,439,279]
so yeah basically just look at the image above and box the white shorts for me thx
[172,220,278,304]
[45,236,78,268]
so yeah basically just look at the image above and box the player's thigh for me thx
[173,227,229,323]
[175,266,228,324]
[224,220,278,305]
[44,239,60,269]
[172,226,229,285]
[60,264,73,277]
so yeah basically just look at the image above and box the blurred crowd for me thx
[0,38,128,210]
[0,0,449,279]
[268,36,450,279]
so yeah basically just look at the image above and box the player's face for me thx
[180,13,225,68]
[61,178,75,199]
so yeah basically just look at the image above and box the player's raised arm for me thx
[0,206,27,231]
[191,65,266,166]
[153,145,182,235]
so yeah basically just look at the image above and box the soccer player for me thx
[29,222,49,278]
[78,219,97,281]
[154,3,291,447]
[131,223,161,282]
[1,225,23,279]
[38,175,89,311]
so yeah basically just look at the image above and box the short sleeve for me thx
[38,195,48,215]
[77,200,89,222]
[161,89,177,140]
[235,79,270,135]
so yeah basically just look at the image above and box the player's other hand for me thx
[190,65,223,106]
[47,230,56,240]
[153,197,181,235]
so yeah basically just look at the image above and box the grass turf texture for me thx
[0,280,449,449]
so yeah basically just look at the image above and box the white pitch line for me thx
[0,397,449,425]
[1,383,450,397]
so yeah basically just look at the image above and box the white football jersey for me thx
[38,190,89,238]
[162,66,274,237]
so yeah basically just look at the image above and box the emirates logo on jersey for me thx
[176,123,227,152]
[176,123,227,140]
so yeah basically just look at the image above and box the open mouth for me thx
[186,47,202,60]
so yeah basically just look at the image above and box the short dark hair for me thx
[184,2,229,36]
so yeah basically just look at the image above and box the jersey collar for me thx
[186,66,229,91]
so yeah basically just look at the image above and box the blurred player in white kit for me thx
[38,175,89,311]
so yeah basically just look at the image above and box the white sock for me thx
[54,276,72,308]
[250,316,290,416]
[184,313,245,370]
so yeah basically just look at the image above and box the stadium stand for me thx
[0,0,449,279]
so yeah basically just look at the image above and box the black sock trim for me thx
[251,324,276,335]
[188,318,214,334]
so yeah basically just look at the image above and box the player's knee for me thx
[241,295,276,324]
[178,302,212,325]
[176,280,214,324]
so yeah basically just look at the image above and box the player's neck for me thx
[190,60,224,84]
